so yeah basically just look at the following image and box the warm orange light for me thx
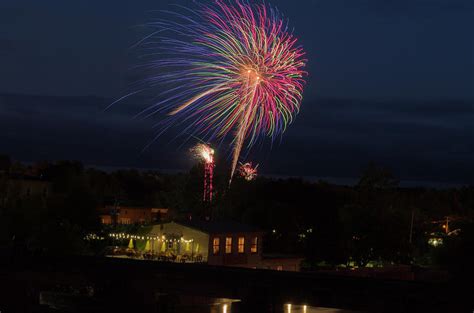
[242,68,262,83]
[238,237,245,253]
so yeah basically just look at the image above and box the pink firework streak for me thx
[124,0,307,182]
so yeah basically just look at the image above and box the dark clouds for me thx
[270,98,474,184]
[0,94,472,185]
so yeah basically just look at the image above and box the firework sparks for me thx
[193,143,215,165]
[128,0,307,181]
[239,162,259,181]
[192,143,215,202]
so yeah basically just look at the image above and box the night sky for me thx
[0,0,473,185]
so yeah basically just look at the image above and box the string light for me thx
[83,233,105,241]
[92,232,195,243]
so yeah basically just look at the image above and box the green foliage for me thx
[0,160,99,254]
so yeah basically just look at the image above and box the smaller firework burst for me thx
[239,162,259,181]
[192,143,215,202]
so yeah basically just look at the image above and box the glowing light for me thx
[124,0,307,181]
[222,304,228,313]
[238,162,259,181]
[303,305,307,313]
[428,237,443,247]
[193,143,215,164]
[286,304,292,313]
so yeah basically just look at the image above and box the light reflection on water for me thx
[284,304,357,313]
[39,290,360,313]
[208,302,358,313]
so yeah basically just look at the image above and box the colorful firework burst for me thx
[126,0,307,181]
[192,143,215,202]
[239,162,259,181]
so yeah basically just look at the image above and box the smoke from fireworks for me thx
[123,0,307,181]
[192,143,215,202]
[239,162,258,181]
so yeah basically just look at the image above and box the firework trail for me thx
[192,143,215,202]
[127,0,307,182]
[239,162,258,181]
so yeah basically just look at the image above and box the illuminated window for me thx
[251,237,258,253]
[213,237,220,255]
[225,237,232,254]
[238,237,245,253]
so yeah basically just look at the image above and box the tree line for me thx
[1,155,473,277]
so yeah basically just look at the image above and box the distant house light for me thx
[428,237,443,247]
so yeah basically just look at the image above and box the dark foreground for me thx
[0,253,471,313]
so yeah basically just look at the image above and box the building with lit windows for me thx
[145,220,263,268]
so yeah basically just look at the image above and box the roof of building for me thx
[176,219,262,234]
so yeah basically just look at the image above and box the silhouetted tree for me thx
[357,162,399,190]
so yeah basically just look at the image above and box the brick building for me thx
[99,206,168,225]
